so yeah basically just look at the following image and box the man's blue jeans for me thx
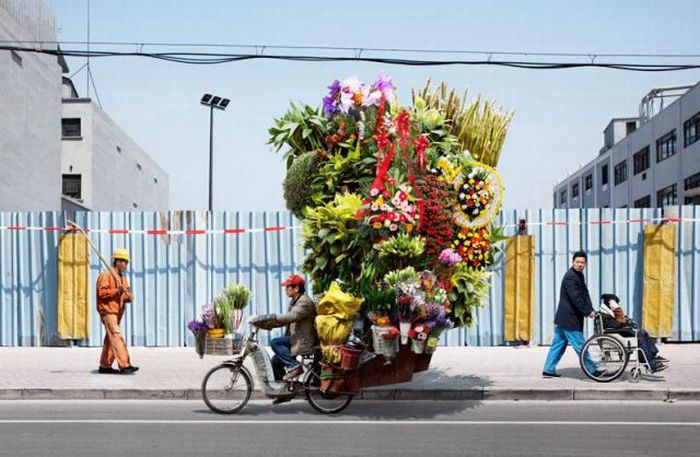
[270,336,300,371]
[543,326,597,374]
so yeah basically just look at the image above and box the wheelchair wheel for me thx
[580,335,628,382]
[630,367,641,383]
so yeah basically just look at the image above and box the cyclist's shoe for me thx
[98,367,120,374]
[282,366,303,381]
[271,396,293,405]
[120,366,139,375]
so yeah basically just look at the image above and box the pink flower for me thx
[370,187,380,197]
[389,224,398,232]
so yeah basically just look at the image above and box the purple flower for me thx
[187,320,207,333]
[372,71,394,93]
[438,248,463,267]
[323,95,338,115]
[201,305,217,329]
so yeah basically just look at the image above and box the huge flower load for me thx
[269,73,512,382]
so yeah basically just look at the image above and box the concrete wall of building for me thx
[0,0,61,211]
[555,82,700,209]
[61,100,169,210]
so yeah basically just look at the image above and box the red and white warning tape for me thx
[0,217,698,235]
[0,225,303,235]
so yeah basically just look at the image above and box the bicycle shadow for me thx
[194,368,492,419]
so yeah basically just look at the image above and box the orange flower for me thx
[405,223,414,233]
[373,221,382,229]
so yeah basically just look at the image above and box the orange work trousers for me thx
[99,313,131,370]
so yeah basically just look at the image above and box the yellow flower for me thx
[373,221,382,229]
[376,197,384,206]
[406,223,414,233]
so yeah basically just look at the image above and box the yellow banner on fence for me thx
[57,233,90,340]
[642,224,676,338]
[504,235,535,342]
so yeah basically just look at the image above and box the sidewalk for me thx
[1,344,699,401]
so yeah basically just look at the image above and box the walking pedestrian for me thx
[543,251,601,378]
[96,249,138,375]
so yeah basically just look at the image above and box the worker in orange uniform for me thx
[96,249,138,375]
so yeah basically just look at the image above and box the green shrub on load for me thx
[375,234,426,271]
[283,151,321,219]
[301,193,372,294]
[448,264,492,327]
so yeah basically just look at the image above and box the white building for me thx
[554,82,700,208]
[61,79,169,211]
[0,0,64,211]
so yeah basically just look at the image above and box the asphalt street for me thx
[0,400,699,456]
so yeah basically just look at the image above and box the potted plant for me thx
[201,304,225,338]
[221,283,252,348]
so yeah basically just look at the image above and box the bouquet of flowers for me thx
[187,320,208,357]
[453,227,491,269]
[407,322,429,354]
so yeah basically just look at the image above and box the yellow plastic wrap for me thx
[642,224,676,338]
[315,282,363,363]
[57,233,90,340]
[504,235,535,342]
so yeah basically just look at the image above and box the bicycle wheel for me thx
[580,335,628,382]
[304,366,353,414]
[201,363,252,414]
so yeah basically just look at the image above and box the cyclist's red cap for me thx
[281,274,305,287]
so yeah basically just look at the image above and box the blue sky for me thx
[45,0,700,211]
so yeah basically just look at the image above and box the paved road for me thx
[1,400,699,456]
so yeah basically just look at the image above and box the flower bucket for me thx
[207,328,225,338]
[339,345,363,371]
[411,338,425,354]
[425,336,439,354]
[371,326,398,360]
[195,334,205,359]
[399,322,411,345]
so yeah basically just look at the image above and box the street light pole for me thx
[208,104,214,212]
[200,94,230,212]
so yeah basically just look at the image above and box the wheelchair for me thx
[579,313,653,383]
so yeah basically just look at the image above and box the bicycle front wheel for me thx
[201,363,252,414]
[304,366,353,414]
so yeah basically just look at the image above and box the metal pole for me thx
[208,105,214,212]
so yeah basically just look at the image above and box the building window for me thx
[62,118,81,138]
[656,130,677,162]
[614,160,627,185]
[657,184,677,207]
[685,172,700,191]
[633,146,650,175]
[11,50,22,66]
[634,195,651,208]
[601,164,609,186]
[626,121,636,135]
[559,190,567,206]
[685,111,700,147]
[584,174,593,191]
[62,174,82,199]
[571,183,579,199]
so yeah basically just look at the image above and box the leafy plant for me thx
[268,103,330,169]
[301,193,371,294]
[383,267,420,290]
[375,234,425,271]
[283,151,321,218]
[362,287,396,318]
[448,264,491,326]
[222,284,252,310]
[311,152,376,206]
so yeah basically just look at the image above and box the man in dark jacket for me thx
[543,251,599,377]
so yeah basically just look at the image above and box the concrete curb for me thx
[2,388,699,401]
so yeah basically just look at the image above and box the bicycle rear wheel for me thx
[201,363,252,414]
[304,366,353,414]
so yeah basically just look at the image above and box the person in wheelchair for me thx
[599,294,668,373]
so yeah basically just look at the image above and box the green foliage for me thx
[448,264,492,327]
[268,103,329,169]
[283,151,321,218]
[223,284,253,310]
[383,267,420,290]
[362,287,396,318]
[311,152,376,206]
[375,234,426,271]
[212,284,253,333]
[301,193,371,294]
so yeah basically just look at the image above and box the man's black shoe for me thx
[271,396,293,405]
[98,367,120,374]
[120,366,139,375]
[542,371,561,378]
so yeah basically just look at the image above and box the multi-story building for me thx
[61,79,169,211]
[554,82,700,208]
[0,0,65,211]
[1,0,169,212]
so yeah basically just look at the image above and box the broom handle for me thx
[66,220,123,287]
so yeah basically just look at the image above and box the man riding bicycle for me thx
[261,274,318,404]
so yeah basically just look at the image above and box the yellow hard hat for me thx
[112,249,130,261]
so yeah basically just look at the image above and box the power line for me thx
[2,45,700,72]
[2,40,700,59]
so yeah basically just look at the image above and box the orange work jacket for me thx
[96,268,132,316]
